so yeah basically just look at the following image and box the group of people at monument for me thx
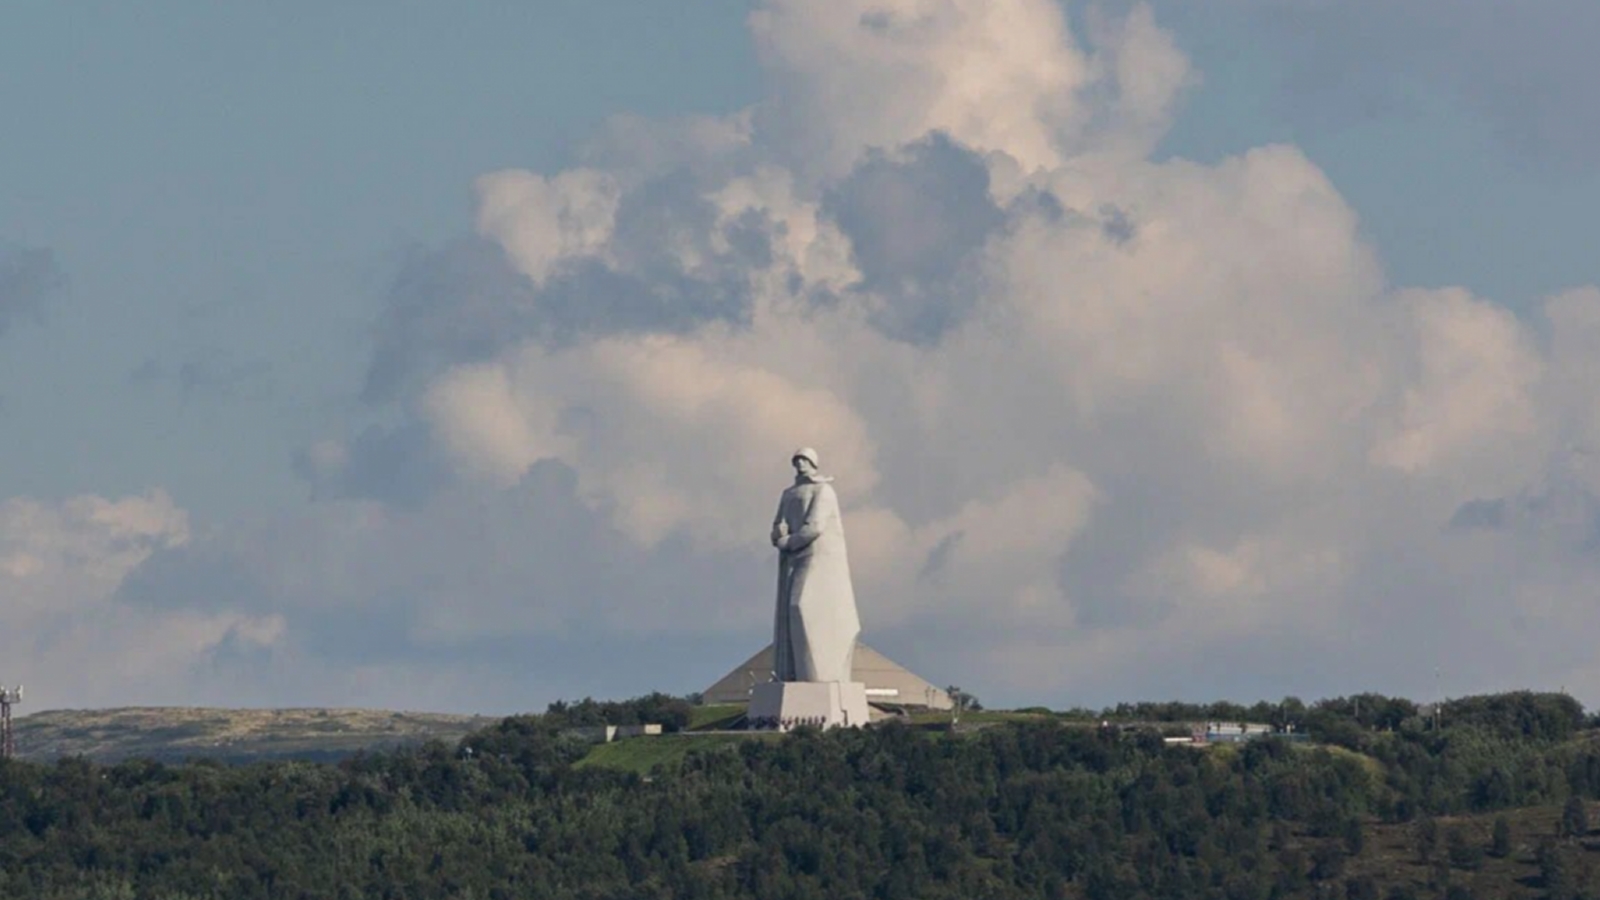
[746,715,836,731]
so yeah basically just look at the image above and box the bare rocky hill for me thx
[12,707,500,764]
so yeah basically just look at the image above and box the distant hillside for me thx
[5,692,1600,899]
[13,707,500,763]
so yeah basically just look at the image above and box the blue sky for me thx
[1,1,759,519]
[4,1,1600,714]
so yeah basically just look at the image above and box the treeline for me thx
[539,692,696,732]
[0,691,1596,899]
[1093,691,1588,740]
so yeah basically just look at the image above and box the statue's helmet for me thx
[791,447,820,469]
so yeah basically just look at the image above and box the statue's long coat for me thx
[771,476,860,683]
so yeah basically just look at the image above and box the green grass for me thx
[576,733,781,774]
[902,708,1054,727]
[688,705,745,731]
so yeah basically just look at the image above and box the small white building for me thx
[562,723,664,744]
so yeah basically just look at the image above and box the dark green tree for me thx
[1344,875,1380,900]
[1414,816,1439,863]
[1561,795,1589,840]
[1445,826,1483,871]
[1310,842,1346,881]
[1342,814,1366,856]
[1488,814,1512,858]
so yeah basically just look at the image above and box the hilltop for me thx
[2,690,1600,897]
[12,706,498,764]
[3,691,1600,898]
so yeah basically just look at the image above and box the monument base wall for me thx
[747,681,870,730]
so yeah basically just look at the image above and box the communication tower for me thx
[0,685,21,760]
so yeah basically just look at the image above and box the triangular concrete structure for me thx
[702,642,952,709]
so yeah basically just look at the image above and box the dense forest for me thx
[3,691,1600,899]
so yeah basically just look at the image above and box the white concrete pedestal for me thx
[748,681,870,730]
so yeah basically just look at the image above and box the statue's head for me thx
[791,447,820,476]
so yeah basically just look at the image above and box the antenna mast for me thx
[0,685,21,760]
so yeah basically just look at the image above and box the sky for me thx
[4,0,1600,715]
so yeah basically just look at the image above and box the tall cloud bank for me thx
[74,0,1600,711]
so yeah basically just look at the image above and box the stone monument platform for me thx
[747,680,870,731]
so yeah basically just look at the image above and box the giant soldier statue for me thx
[770,446,860,683]
[750,447,870,729]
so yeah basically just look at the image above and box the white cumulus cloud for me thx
[0,492,285,709]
